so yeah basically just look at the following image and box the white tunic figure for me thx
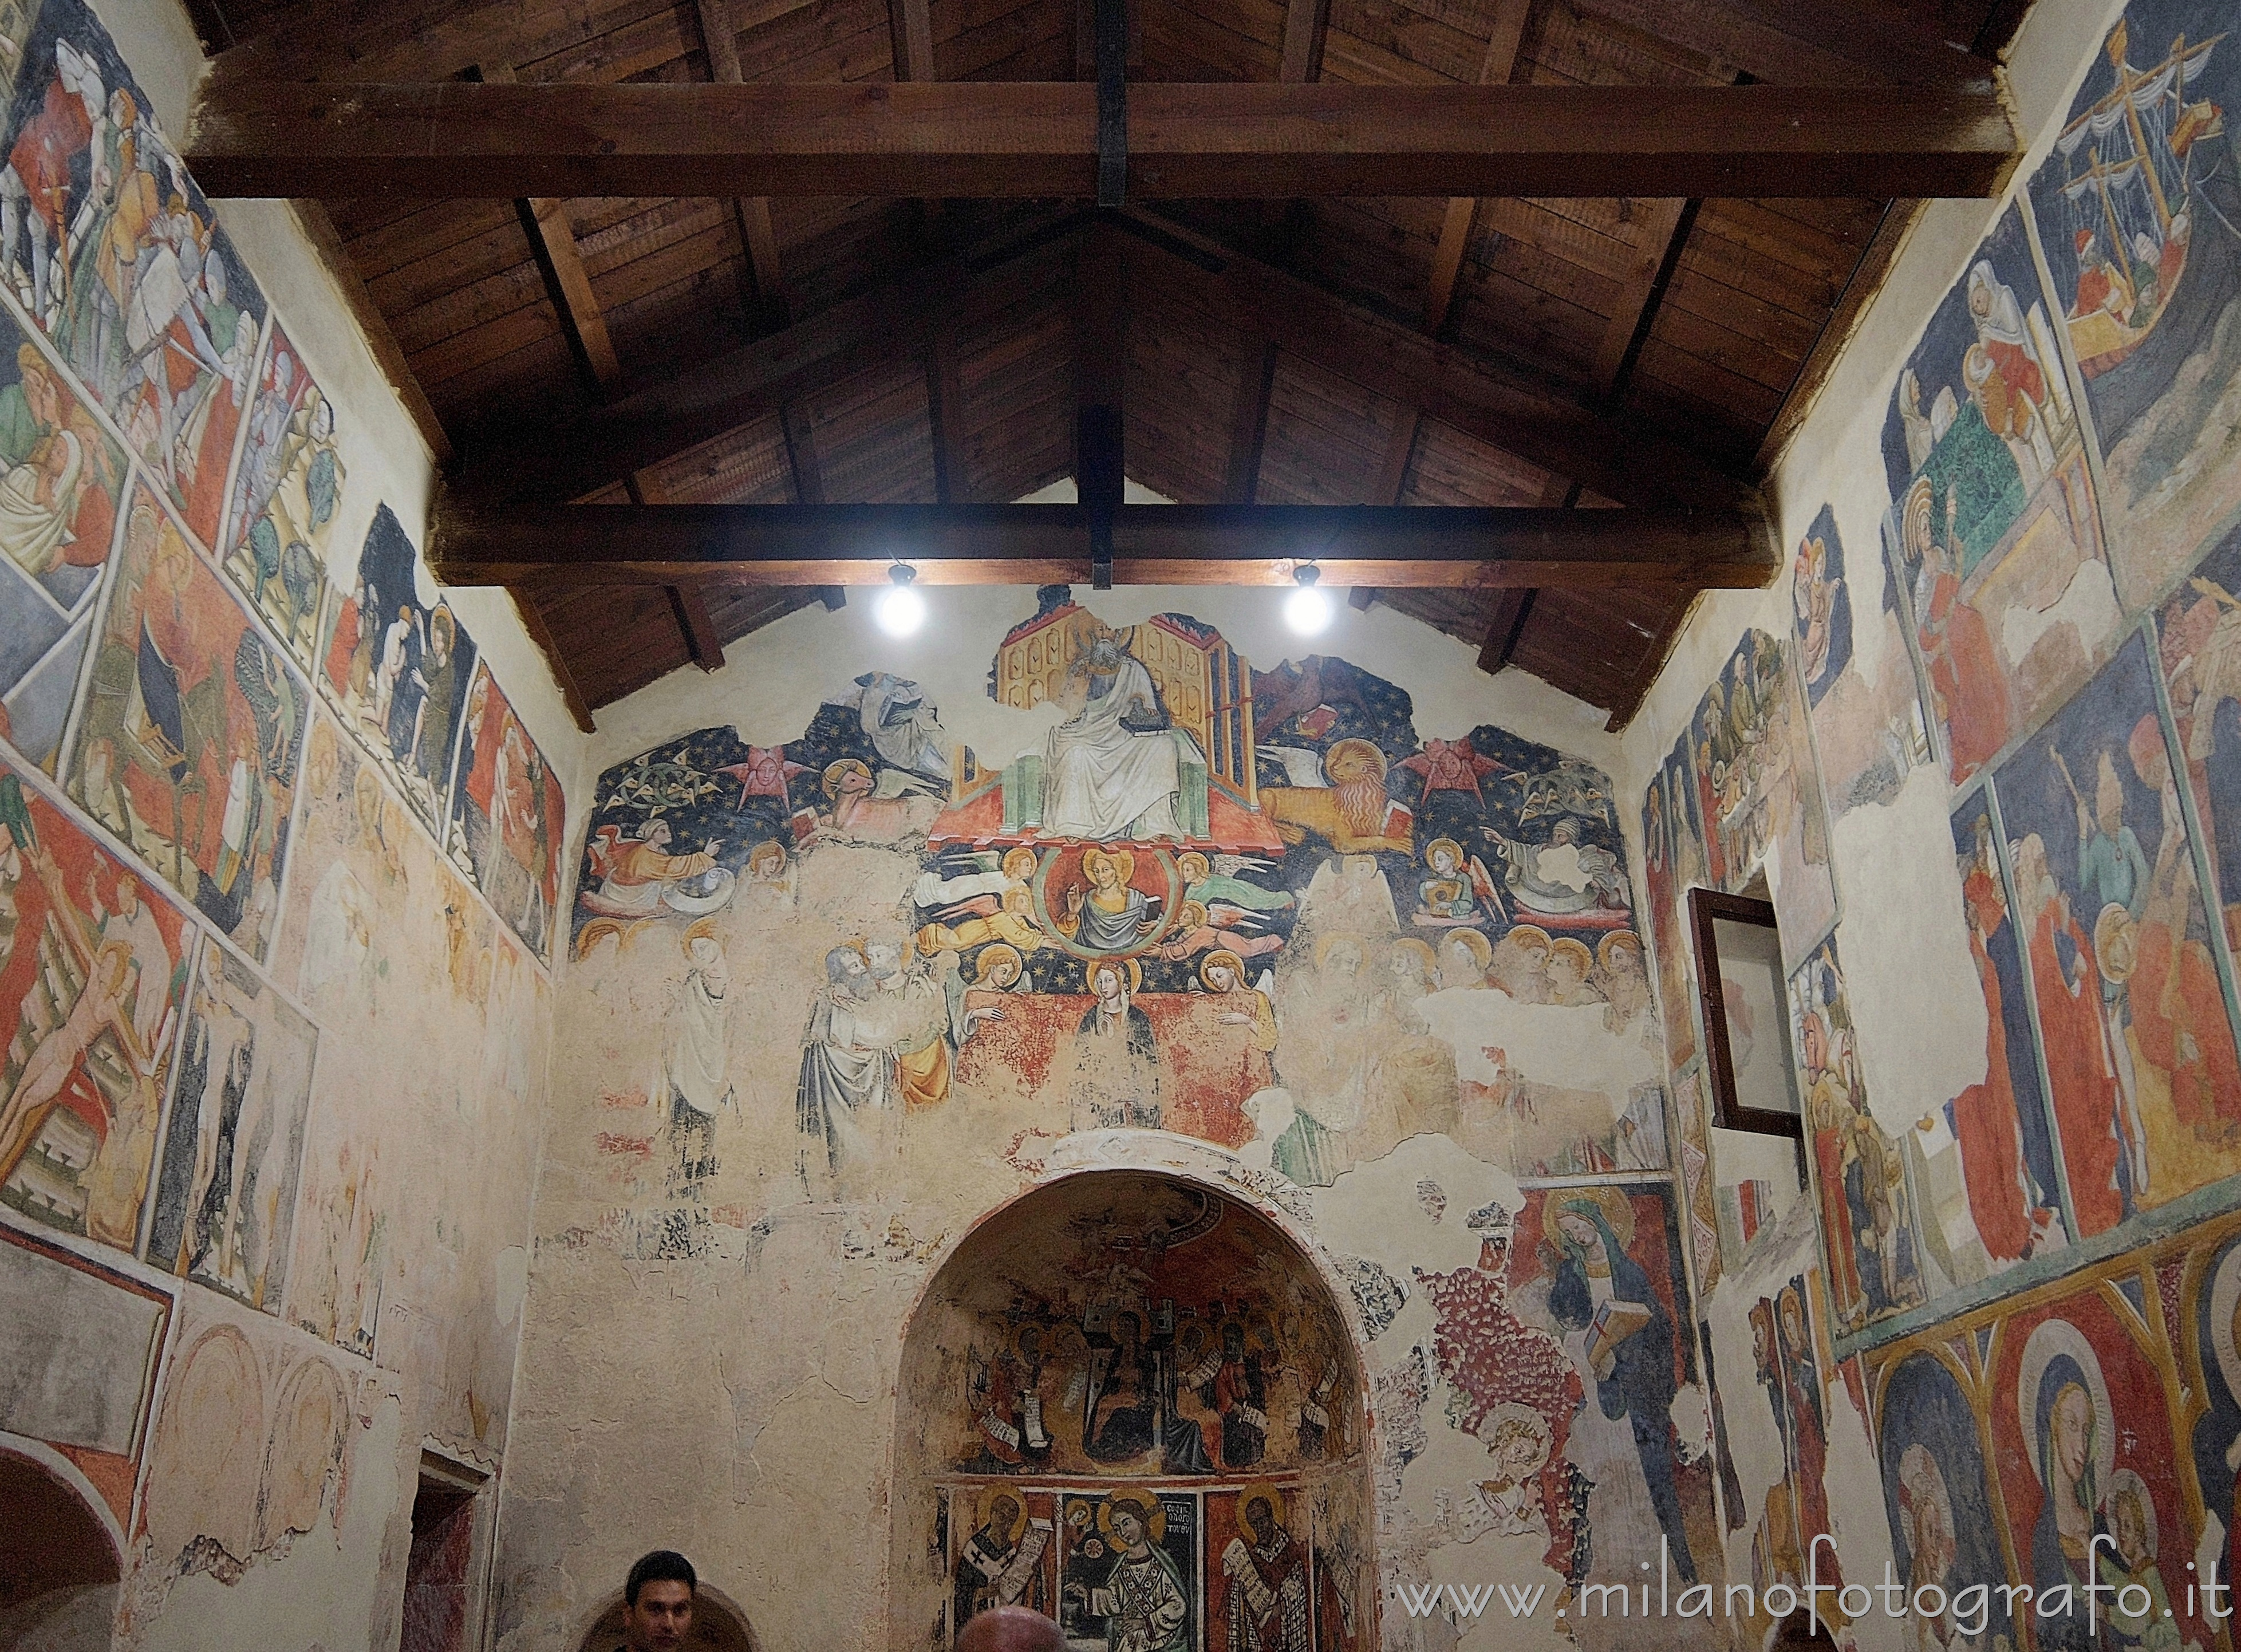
[1041,634,1191,839]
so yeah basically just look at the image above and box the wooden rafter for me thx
[625,472,725,672]
[1118,211,1751,513]
[185,81,2019,202]
[1567,0,2001,86]
[480,65,621,393]
[1755,198,1923,472]
[691,0,791,325]
[923,324,965,504]
[1277,0,1330,84]
[1422,0,1532,335]
[428,501,1780,590]
[509,591,595,733]
[1475,588,1536,672]
[454,225,1084,503]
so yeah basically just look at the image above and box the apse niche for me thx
[890,1170,1377,1652]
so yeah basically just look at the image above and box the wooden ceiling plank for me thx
[430,500,1778,589]
[1565,0,1998,86]
[889,0,938,78]
[1222,338,1280,506]
[1600,591,1695,730]
[453,224,1083,500]
[291,199,453,462]
[1119,208,1748,512]
[185,81,2020,202]
[511,592,597,732]
[1589,195,1690,391]
[1754,198,1921,474]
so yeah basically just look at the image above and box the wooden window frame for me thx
[1688,888,1802,1140]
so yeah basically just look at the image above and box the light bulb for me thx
[1285,571,1333,635]
[875,582,926,637]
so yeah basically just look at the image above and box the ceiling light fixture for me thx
[875,561,926,637]
[1285,563,1333,636]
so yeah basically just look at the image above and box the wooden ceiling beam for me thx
[1755,198,1921,474]
[185,80,2019,201]
[480,65,622,392]
[510,592,597,732]
[1475,588,1536,672]
[923,324,965,503]
[428,501,1780,590]
[1277,0,1330,83]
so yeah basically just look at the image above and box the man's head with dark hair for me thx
[622,1551,696,1651]
[957,1606,1065,1652]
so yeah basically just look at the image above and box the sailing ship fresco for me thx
[2049,23,2228,380]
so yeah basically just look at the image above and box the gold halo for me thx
[1200,949,1248,991]
[1323,738,1386,781]
[1236,1483,1288,1528]
[1314,932,1366,969]
[1597,929,1643,970]
[1425,838,1465,869]
[1542,1185,1636,1253]
[2093,902,2137,985]
[1098,1493,1165,1544]
[1548,937,1593,973]
[1177,851,1211,882]
[1086,956,1143,993]
[975,943,1024,985]
[1001,846,1039,881]
[747,838,788,873]
[1178,900,1209,929]
[1441,928,1492,972]
[1387,937,1438,975]
[822,758,873,798]
[975,1486,1029,1546]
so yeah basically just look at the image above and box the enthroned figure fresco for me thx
[2027,0,2241,607]
[1989,1292,2212,1652]
[564,588,1663,1270]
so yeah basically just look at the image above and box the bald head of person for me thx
[956,1607,1065,1652]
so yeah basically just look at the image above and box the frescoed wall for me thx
[497,582,1701,1652]
[0,0,579,1645]
[1622,6,2241,1652]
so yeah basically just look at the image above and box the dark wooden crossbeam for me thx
[428,499,1778,591]
[185,80,2017,201]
